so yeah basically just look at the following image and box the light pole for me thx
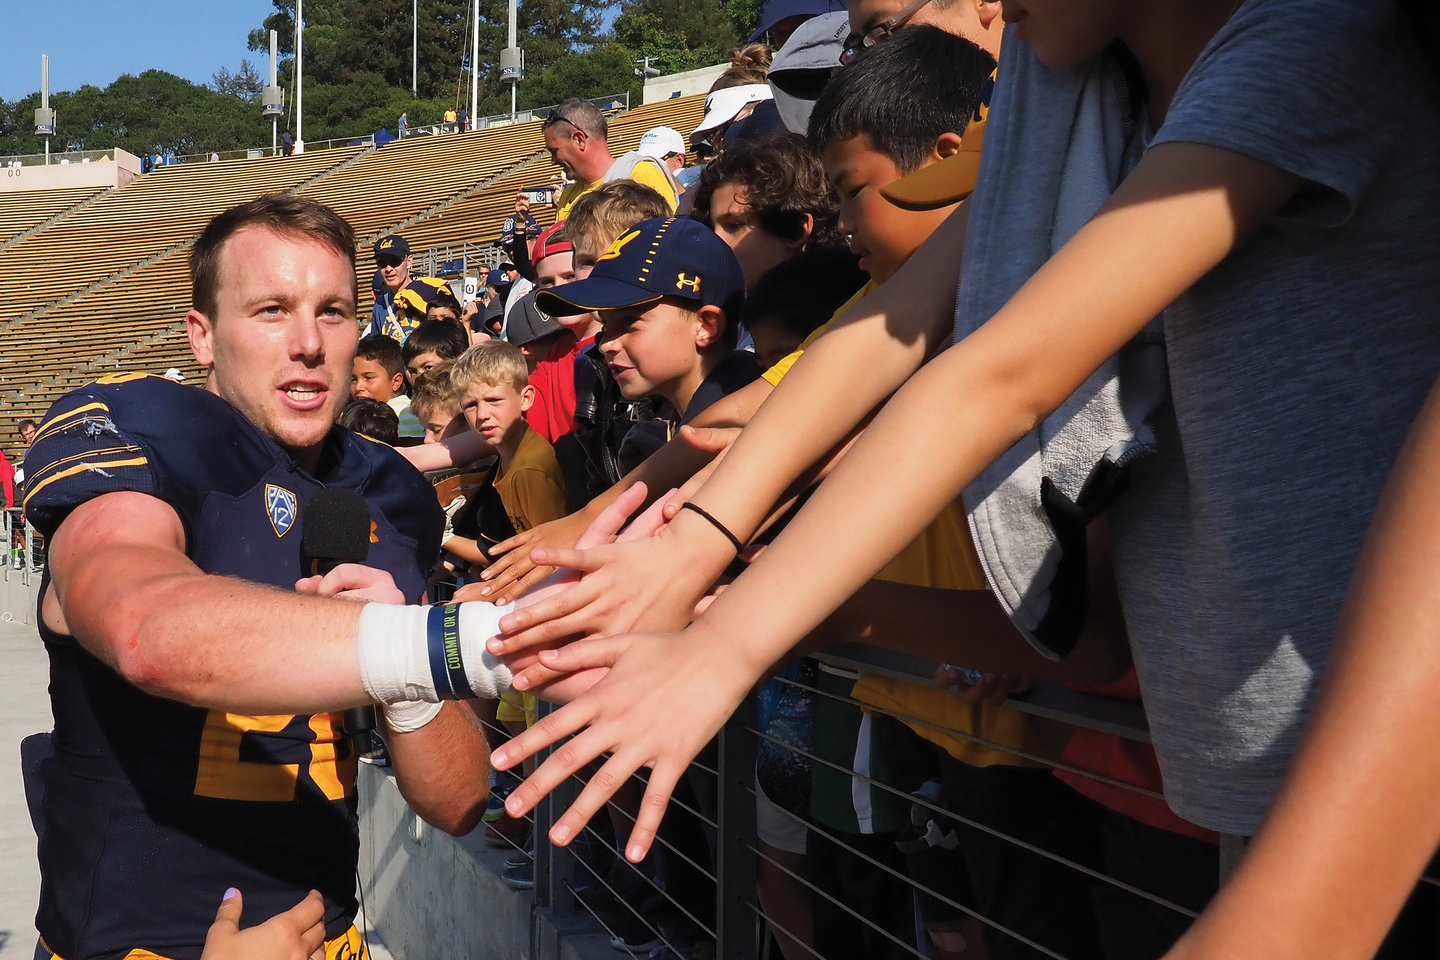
[499,0,523,121]
[469,0,480,125]
[412,0,418,96]
[295,0,304,150]
[34,55,55,165]
[262,30,285,155]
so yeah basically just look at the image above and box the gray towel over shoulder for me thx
[955,32,1167,660]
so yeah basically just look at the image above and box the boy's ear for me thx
[930,131,965,164]
[520,384,536,412]
[786,213,815,253]
[389,371,406,394]
[695,306,726,349]
[975,0,1003,28]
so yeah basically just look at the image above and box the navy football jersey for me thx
[23,374,443,960]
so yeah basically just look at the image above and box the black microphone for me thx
[300,489,377,735]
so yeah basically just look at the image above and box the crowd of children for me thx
[320,3,1440,959]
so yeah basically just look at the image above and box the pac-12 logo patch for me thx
[266,484,297,538]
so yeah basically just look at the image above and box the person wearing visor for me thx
[691,84,778,158]
[543,99,678,220]
[370,234,416,339]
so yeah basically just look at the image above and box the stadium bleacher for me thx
[0,94,706,460]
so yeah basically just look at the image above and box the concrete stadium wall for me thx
[1,570,39,627]
[358,765,613,960]
[644,64,728,104]
[0,149,140,194]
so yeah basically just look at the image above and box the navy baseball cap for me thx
[373,235,410,261]
[536,217,745,319]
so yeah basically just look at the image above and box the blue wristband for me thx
[426,604,475,700]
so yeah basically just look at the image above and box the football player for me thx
[23,195,534,960]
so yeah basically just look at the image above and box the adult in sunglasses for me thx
[842,0,1001,64]
[543,98,679,220]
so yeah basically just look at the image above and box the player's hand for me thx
[462,510,593,604]
[202,888,327,960]
[492,623,755,862]
[295,564,404,604]
[490,507,734,659]
[935,665,1033,706]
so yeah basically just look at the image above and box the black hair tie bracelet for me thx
[678,501,745,555]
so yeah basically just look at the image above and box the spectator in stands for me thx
[691,83,776,159]
[402,318,471,384]
[398,111,409,138]
[741,247,866,370]
[282,131,294,156]
[352,334,423,439]
[510,223,584,444]
[501,194,541,268]
[638,127,689,194]
[338,397,401,445]
[411,361,467,446]
[370,234,417,340]
[766,11,848,136]
[452,341,570,877]
[444,107,458,132]
[544,98,678,219]
[19,419,37,446]
[558,182,672,501]
[691,133,843,289]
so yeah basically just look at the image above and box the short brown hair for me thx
[567,181,672,260]
[411,360,461,422]
[191,194,357,319]
[692,134,842,248]
[450,341,529,394]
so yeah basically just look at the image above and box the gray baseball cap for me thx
[767,11,848,135]
[504,290,565,347]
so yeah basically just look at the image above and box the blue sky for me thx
[2,1,276,101]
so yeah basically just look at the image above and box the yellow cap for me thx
[880,118,985,211]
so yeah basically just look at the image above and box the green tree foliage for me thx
[0,71,269,157]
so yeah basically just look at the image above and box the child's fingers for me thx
[484,564,557,605]
[617,492,672,542]
[546,752,649,848]
[575,482,649,549]
[494,704,605,801]
[619,760,687,862]
[496,578,605,642]
[677,424,739,454]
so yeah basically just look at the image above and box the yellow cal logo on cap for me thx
[599,229,641,262]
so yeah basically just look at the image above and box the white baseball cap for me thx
[638,126,687,159]
[692,84,775,137]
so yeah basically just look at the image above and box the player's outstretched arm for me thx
[1164,375,1440,960]
[494,142,1303,862]
[395,429,490,473]
[44,490,375,714]
[488,205,972,647]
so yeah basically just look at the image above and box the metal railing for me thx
[489,637,1440,960]
[4,507,43,586]
[497,649,1205,960]
[399,92,631,139]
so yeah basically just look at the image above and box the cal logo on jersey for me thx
[266,484,297,537]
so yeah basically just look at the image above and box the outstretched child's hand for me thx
[202,888,327,960]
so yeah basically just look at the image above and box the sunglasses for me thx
[376,255,406,268]
[840,0,935,64]
[544,109,586,138]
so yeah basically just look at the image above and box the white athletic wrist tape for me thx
[357,602,516,704]
[383,699,445,734]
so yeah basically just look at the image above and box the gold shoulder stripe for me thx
[33,402,111,444]
[22,446,140,489]
[23,456,151,509]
